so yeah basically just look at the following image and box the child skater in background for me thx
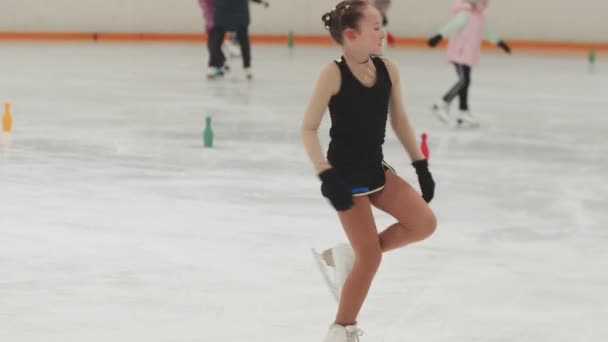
[202,0,269,80]
[198,0,220,74]
[223,0,270,62]
[428,0,511,127]
[198,0,214,35]
[300,1,437,341]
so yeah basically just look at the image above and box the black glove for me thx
[412,159,435,203]
[427,34,443,47]
[319,168,353,211]
[497,40,511,54]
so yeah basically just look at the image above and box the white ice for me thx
[1,43,607,342]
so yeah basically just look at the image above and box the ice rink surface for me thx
[1,42,607,341]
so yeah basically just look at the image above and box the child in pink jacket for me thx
[198,0,214,33]
[428,0,511,127]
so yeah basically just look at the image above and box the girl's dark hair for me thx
[321,0,369,45]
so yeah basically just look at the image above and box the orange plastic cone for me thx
[2,102,12,133]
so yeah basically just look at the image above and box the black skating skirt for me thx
[333,160,395,197]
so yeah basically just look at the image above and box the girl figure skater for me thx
[428,0,511,127]
[300,1,437,341]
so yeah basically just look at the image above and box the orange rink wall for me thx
[0,32,606,54]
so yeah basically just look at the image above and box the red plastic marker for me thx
[421,133,429,159]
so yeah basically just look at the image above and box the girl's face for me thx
[344,5,385,56]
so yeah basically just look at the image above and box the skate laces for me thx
[345,325,364,342]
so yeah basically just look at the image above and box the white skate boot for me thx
[312,243,355,301]
[244,67,253,80]
[431,100,451,124]
[455,110,480,128]
[206,66,224,80]
[323,324,363,342]
[226,40,241,58]
[222,62,231,74]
